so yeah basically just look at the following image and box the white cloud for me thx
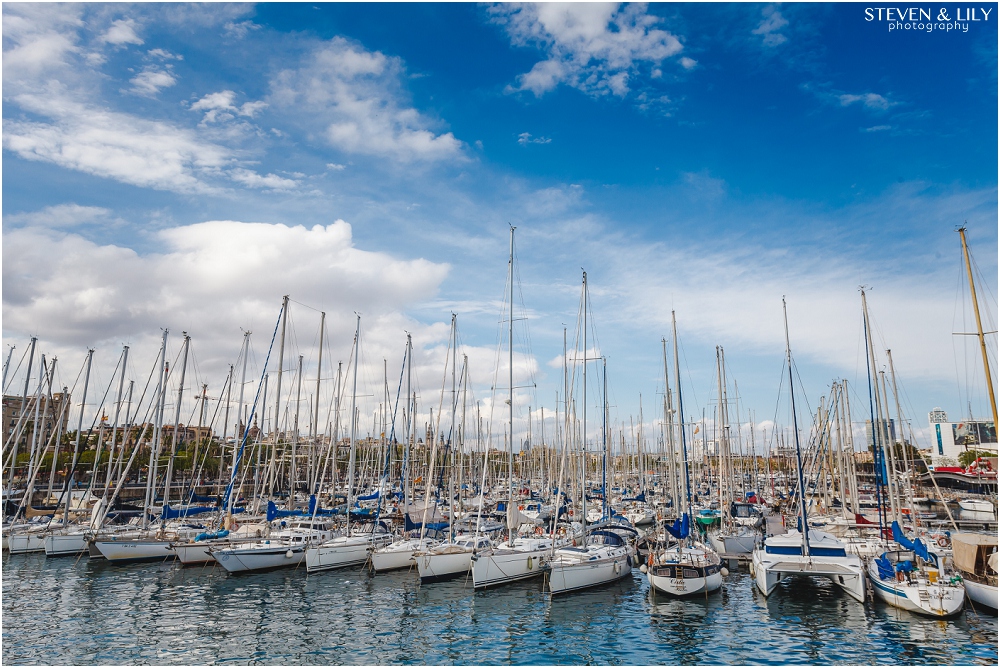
[4,93,232,194]
[270,37,464,163]
[147,48,182,61]
[492,3,684,98]
[752,6,789,47]
[100,18,143,46]
[4,204,112,228]
[2,220,454,431]
[326,163,347,171]
[517,132,552,145]
[839,92,892,111]
[224,20,261,39]
[863,124,892,133]
[2,4,85,82]
[229,168,298,190]
[679,57,697,70]
[190,90,268,123]
[127,66,176,97]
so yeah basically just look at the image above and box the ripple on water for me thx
[2,554,998,665]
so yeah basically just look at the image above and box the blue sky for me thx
[3,3,997,452]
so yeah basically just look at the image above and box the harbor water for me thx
[2,553,997,665]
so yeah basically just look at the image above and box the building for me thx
[3,392,72,454]
[928,407,998,466]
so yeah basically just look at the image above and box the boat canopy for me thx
[951,532,999,575]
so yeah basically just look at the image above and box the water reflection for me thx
[2,555,996,666]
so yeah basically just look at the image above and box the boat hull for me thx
[93,539,176,563]
[415,550,473,583]
[171,542,215,565]
[43,532,89,556]
[305,538,371,573]
[7,533,46,554]
[964,578,998,610]
[648,564,723,597]
[752,550,866,603]
[472,548,548,589]
[547,551,632,595]
[212,544,306,573]
[868,566,964,617]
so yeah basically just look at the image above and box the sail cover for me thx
[891,521,931,562]
[665,513,690,539]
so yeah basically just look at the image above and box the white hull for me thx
[869,569,964,617]
[94,539,176,562]
[212,543,307,572]
[472,547,549,589]
[752,530,866,603]
[648,568,723,596]
[305,536,372,572]
[7,533,46,554]
[415,549,473,582]
[547,548,632,594]
[963,578,998,610]
[958,500,995,514]
[371,538,437,572]
[172,542,215,564]
[44,532,89,556]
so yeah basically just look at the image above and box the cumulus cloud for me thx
[491,3,684,98]
[100,18,143,46]
[229,168,298,190]
[127,65,177,97]
[752,6,789,46]
[679,57,697,70]
[4,203,113,228]
[190,90,268,123]
[270,37,464,163]
[2,219,460,433]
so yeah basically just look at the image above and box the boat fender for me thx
[285,549,294,558]
[720,567,729,577]
[626,555,632,568]
[527,556,533,570]
[613,561,622,574]
[937,537,948,548]
[572,539,577,547]
[639,564,648,574]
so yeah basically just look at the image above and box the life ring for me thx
[568,510,574,516]
[518,505,524,511]
[535,526,544,536]
[937,537,949,548]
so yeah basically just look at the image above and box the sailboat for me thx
[951,532,998,609]
[751,298,867,603]
[546,272,635,595]
[645,313,723,597]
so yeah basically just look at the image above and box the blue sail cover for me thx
[161,504,217,519]
[266,500,307,522]
[874,555,894,580]
[622,491,646,502]
[666,513,690,539]
[195,529,230,542]
[357,490,381,501]
[891,521,931,562]
[189,493,220,504]
[403,514,448,533]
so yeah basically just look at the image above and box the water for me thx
[2,553,997,665]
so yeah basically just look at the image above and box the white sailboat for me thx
[750,298,866,604]
[646,315,723,598]
[210,519,332,573]
[951,532,998,610]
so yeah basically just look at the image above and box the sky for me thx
[3,2,998,454]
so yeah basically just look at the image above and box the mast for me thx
[582,271,589,544]
[162,332,190,512]
[404,334,412,514]
[860,288,890,532]
[292,354,303,504]
[228,331,250,523]
[64,349,94,527]
[671,312,692,538]
[273,295,289,505]
[313,312,325,493]
[143,332,168,530]
[508,227,516,537]
[346,314,361,534]
[958,226,998,431]
[7,336,36,494]
[782,298,810,557]
[602,357,608,520]
[450,313,457,542]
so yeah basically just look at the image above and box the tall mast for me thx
[671,312,692,534]
[312,312,325,494]
[861,288,889,532]
[450,313,458,542]
[229,331,250,523]
[162,332,190,511]
[346,314,361,533]
[143,332,168,530]
[582,271,589,543]
[508,227,516,529]
[958,227,998,431]
[782,298,810,557]
[602,357,608,520]
[65,349,94,527]
[292,354,304,504]
[7,336,36,494]
[273,295,289,504]
[404,334,412,513]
